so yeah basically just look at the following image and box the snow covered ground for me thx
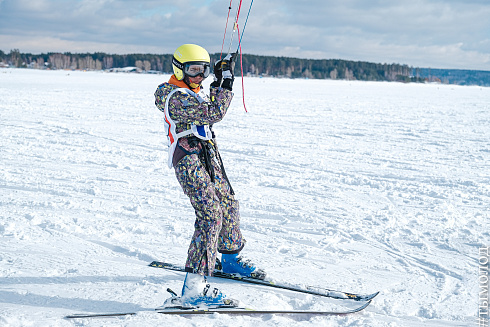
[0,68,489,326]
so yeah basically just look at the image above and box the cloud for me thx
[0,0,228,53]
[0,0,489,69]
[242,0,490,69]
[0,34,165,54]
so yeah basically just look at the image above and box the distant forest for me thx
[1,49,489,86]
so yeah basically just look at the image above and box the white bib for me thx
[163,87,212,168]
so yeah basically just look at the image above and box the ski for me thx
[65,300,371,319]
[158,300,372,316]
[66,312,136,319]
[149,261,379,302]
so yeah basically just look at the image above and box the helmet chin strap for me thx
[183,75,201,91]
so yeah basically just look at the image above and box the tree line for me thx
[1,49,425,83]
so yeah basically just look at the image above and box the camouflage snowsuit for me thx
[154,81,245,276]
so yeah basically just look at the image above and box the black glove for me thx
[213,61,223,83]
[213,53,238,81]
[212,52,237,90]
[219,52,237,78]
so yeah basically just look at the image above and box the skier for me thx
[154,44,265,308]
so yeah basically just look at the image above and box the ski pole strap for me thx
[198,140,235,195]
[215,146,235,195]
[199,141,216,183]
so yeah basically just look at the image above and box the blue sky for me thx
[0,0,489,70]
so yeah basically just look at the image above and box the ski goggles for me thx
[184,62,210,78]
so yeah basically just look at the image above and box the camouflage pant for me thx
[175,152,244,276]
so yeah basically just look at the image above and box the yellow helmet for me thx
[172,44,210,80]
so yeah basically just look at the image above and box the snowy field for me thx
[0,68,489,326]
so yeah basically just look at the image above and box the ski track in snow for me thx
[0,68,489,326]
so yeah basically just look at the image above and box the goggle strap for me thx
[172,57,184,70]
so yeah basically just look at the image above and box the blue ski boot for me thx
[162,273,238,309]
[221,253,266,280]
